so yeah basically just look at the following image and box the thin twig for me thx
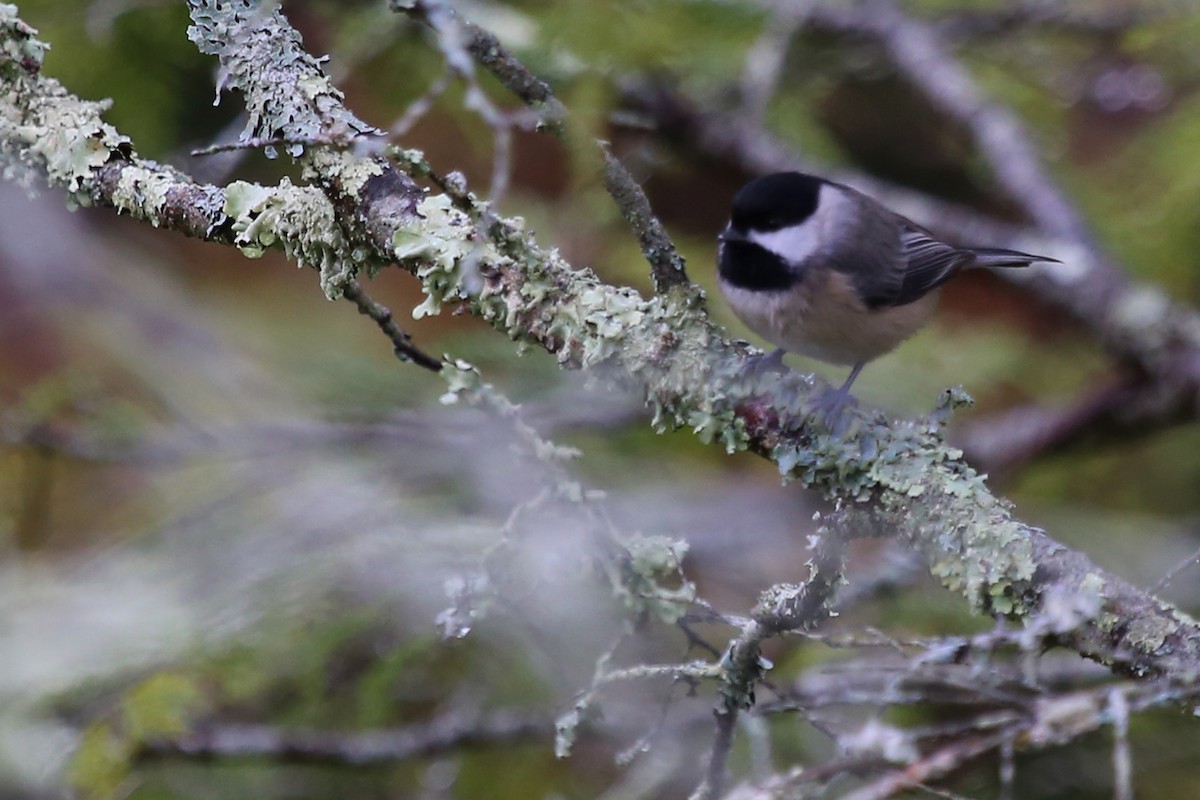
[391,69,453,136]
[1152,541,1200,594]
[692,530,845,799]
[191,131,368,157]
[342,281,444,371]
[457,15,567,132]
[838,729,1015,800]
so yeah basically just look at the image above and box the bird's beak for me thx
[718,227,746,244]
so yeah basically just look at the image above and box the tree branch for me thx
[342,280,444,371]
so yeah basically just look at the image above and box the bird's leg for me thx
[814,361,865,431]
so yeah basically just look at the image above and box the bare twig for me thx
[1152,540,1200,594]
[191,131,366,157]
[838,729,1015,800]
[342,281,444,371]
[391,69,453,137]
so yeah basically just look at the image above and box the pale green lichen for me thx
[303,148,385,197]
[614,534,695,625]
[397,194,496,318]
[1125,614,1174,655]
[224,177,359,297]
[0,4,46,78]
[111,165,179,225]
[438,358,486,405]
[186,0,378,156]
[773,412,1037,615]
[390,188,754,456]
[0,67,129,196]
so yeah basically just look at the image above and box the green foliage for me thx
[529,0,761,85]
[69,723,128,800]
[17,2,219,157]
[68,674,204,800]
[122,674,204,743]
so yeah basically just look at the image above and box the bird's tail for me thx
[970,247,1060,269]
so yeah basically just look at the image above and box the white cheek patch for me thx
[745,183,849,264]
[747,218,821,264]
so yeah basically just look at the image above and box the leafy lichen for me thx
[224,178,360,297]
[0,4,46,79]
[0,28,129,197]
[186,0,378,156]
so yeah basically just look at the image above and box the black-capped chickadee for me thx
[718,171,1057,420]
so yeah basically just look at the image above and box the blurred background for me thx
[3,1,1200,798]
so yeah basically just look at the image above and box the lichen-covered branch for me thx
[692,531,844,800]
[186,0,380,156]
[3,3,1200,692]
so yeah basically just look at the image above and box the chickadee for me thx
[717,171,1057,419]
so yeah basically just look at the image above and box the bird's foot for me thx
[812,384,859,436]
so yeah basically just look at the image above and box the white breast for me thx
[720,267,939,366]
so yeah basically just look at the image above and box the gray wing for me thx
[821,184,973,309]
[891,221,974,307]
[822,185,908,310]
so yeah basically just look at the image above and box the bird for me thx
[716,171,1058,424]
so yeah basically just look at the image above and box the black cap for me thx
[729,172,824,233]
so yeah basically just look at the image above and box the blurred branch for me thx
[937,4,1171,40]
[956,370,1200,477]
[136,711,551,765]
[732,676,1192,800]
